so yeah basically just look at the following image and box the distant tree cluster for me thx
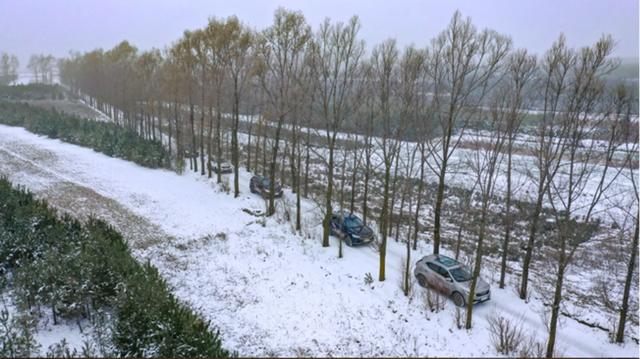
[48,8,639,356]
[0,177,229,357]
[0,100,168,168]
[0,52,19,85]
[27,54,57,84]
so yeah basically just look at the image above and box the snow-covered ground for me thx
[0,124,636,357]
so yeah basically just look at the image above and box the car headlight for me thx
[351,234,360,239]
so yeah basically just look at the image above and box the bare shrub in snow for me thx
[256,246,268,257]
[607,315,619,343]
[364,272,374,286]
[486,313,525,355]
[422,287,446,313]
[398,256,413,296]
[219,177,230,194]
[292,346,312,357]
[214,232,227,241]
[392,327,421,356]
[46,338,77,358]
[518,335,546,358]
[371,239,381,253]
[454,307,465,330]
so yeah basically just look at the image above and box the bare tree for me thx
[498,49,537,289]
[542,36,616,358]
[256,8,310,216]
[310,16,364,248]
[519,35,575,300]
[371,39,400,281]
[613,85,639,344]
[426,11,510,255]
[464,88,508,330]
[224,17,255,197]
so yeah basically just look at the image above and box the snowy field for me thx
[0,124,637,357]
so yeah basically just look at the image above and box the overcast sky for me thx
[1,0,638,70]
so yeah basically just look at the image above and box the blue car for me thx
[329,211,375,246]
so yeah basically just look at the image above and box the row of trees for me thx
[0,52,59,85]
[57,9,638,356]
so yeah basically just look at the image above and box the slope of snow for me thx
[0,124,636,357]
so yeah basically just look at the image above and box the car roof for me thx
[339,211,361,219]
[424,254,460,268]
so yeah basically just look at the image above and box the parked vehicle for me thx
[212,159,233,174]
[414,254,490,307]
[249,175,283,198]
[329,211,375,246]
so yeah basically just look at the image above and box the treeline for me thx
[0,177,228,357]
[56,8,638,355]
[0,100,167,168]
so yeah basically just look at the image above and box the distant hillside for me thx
[607,58,639,83]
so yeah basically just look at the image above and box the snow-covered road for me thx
[0,124,636,357]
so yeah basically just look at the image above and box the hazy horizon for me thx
[1,0,638,70]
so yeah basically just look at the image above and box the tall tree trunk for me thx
[395,178,407,240]
[520,183,545,299]
[216,104,223,183]
[295,138,302,231]
[200,106,205,176]
[616,216,639,343]
[208,106,214,178]
[339,147,348,212]
[362,141,371,226]
[268,115,284,216]
[247,121,253,172]
[500,147,514,289]
[188,101,197,172]
[262,124,268,176]
[465,202,489,329]
[546,234,567,358]
[322,137,335,247]
[404,205,412,296]
[304,130,310,198]
[388,157,401,239]
[232,83,240,198]
[349,146,358,214]
[413,143,426,250]
[379,157,392,282]
[433,155,448,255]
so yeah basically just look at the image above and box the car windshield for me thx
[261,178,271,187]
[449,266,472,282]
[344,215,363,230]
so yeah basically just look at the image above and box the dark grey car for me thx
[414,254,491,307]
[249,175,283,198]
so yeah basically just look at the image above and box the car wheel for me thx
[416,274,427,288]
[452,292,465,307]
[249,184,256,193]
[346,236,353,247]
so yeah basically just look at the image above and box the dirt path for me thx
[0,141,170,254]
